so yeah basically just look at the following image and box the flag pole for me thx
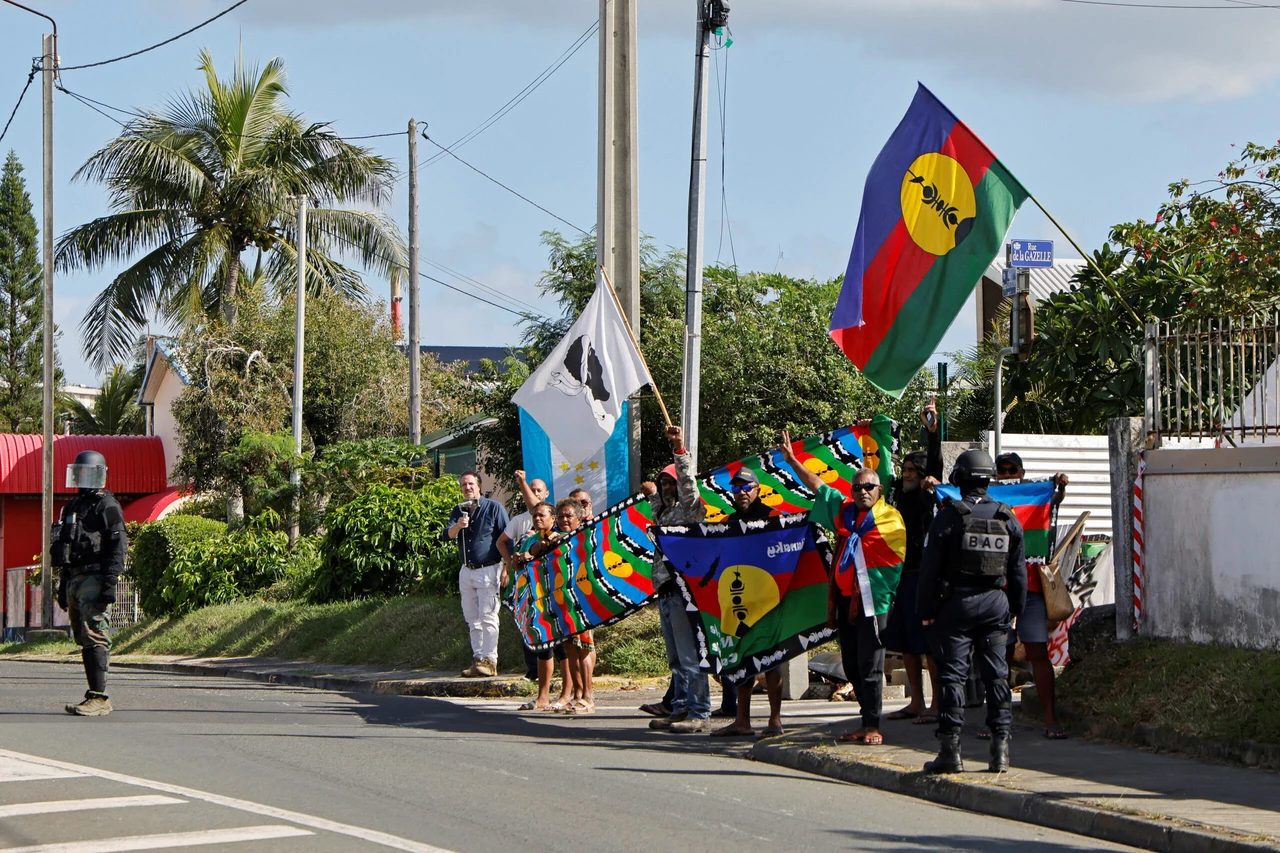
[599,265,673,427]
[1028,194,1143,327]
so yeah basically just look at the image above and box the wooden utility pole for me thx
[408,119,421,444]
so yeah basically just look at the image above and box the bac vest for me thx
[951,497,1013,581]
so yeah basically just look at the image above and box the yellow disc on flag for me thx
[900,152,977,256]
[717,564,781,639]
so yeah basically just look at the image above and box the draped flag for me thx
[657,516,836,685]
[831,84,1029,397]
[832,497,908,618]
[519,402,632,508]
[936,479,1058,562]
[507,496,657,650]
[512,284,651,462]
[697,416,900,522]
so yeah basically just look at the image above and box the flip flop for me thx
[885,709,919,721]
[837,731,882,745]
[912,714,940,725]
[976,728,992,740]
[639,702,671,717]
[710,726,755,738]
[1044,727,1070,740]
[759,727,785,739]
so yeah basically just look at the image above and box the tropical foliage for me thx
[0,151,52,433]
[63,363,146,435]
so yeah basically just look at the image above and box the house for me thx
[420,345,521,376]
[137,337,191,478]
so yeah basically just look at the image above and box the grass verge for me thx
[1058,638,1280,746]
[0,596,668,678]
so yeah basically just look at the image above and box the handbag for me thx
[1038,560,1076,622]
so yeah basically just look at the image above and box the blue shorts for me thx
[1015,591,1049,644]
[884,572,930,656]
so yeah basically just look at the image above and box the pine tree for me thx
[0,151,45,433]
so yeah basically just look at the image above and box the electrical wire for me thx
[425,19,599,167]
[424,133,590,236]
[1052,0,1280,8]
[424,258,548,317]
[421,271,556,328]
[60,0,254,71]
[711,29,737,271]
[0,63,37,146]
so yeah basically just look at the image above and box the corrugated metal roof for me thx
[999,433,1113,539]
[0,435,168,495]
[985,258,1088,304]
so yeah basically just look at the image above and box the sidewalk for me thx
[10,652,1279,853]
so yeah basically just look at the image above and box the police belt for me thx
[64,562,106,577]
[950,582,1004,597]
[464,560,499,570]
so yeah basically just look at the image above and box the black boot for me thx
[989,732,1011,773]
[923,731,964,774]
[82,646,109,695]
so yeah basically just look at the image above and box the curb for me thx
[7,655,534,699]
[751,738,1280,853]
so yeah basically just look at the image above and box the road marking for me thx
[0,757,85,784]
[0,825,311,852]
[0,796,185,818]
[0,749,457,853]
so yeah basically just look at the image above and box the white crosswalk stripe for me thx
[0,825,313,853]
[0,796,185,818]
[0,757,85,784]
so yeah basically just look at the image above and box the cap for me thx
[658,463,678,482]
[729,467,759,486]
[995,452,1024,469]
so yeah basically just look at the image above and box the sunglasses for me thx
[996,466,1020,475]
[852,483,880,493]
[731,482,758,493]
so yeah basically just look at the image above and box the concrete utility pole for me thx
[408,119,421,445]
[598,0,641,489]
[680,1,724,469]
[290,196,307,546]
[40,31,56,629]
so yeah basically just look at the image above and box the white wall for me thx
[152,368,184,484]
[1001,433,1113,537]
[1141,446,1280,647]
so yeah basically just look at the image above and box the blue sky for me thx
[2,0,1279,386]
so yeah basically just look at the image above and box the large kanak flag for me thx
[513,285,651,463]
[831,84,1029,397]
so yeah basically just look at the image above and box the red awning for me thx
[122,486,190,523]
[0,435,168,495]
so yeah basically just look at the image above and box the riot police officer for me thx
[49,450,127,716]
[917,449,1026,773]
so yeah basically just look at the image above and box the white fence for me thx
[999,433,1113,538]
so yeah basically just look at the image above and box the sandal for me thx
[710,725,755,738]
[912,714,940,725]
[837,730,883,745]
[977,728,992,740]
[758,727,785,739]
[1044,727,1070,740]
[639,702,671,717]
[885,709,919,721]
[518,700,546,711]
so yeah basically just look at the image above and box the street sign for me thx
[1001,267,1017,297]
[1009,240,1053,268]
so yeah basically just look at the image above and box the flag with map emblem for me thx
[656,517,836,685]
[831,84,1029,397]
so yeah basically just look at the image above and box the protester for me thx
[510,502,571,711]
[538,497,596,713]
[918,450,1027,774]
[498,470,551,681]
[647,425,712,734]
[884,401,944,725]
[569,488,595,520]
[995,452,1070,740]
[780,438,904,745]
[710,467,786,739]
[443,471,510,678]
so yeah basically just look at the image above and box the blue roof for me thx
[419,345,522,375]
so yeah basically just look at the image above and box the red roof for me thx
[0,435,168,495]
[122,486,190,523]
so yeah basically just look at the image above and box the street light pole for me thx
[408,119,421,445]
[40,31,56,629]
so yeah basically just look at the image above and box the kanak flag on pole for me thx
[832,84,1029,397]
[513,285,651,463]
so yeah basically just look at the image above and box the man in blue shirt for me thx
[443,471,510,677]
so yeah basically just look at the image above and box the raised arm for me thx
[514,470,539,511]
[777,429,825,494]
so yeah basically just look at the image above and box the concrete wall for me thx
[151,366,184,484]
[1141,445,1280,647]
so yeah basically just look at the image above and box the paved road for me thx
[0,661,1139,853]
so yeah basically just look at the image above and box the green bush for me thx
[310,478,462,603]
[159,513,319,615]
[132,515,228,616]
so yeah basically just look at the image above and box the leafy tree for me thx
[64,363,146,435]
[1005,142,1280,435]
[470,231,933,499]
[0,151,48,433]
[56,49,407,371]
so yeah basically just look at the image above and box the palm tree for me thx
[57,50,407,371]
[62,363,146,435]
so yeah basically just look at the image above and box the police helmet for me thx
[948,449,996,487]
[66,450,108,491]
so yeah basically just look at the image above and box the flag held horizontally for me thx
[513,283,653,463]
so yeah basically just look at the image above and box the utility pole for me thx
[598,0,641,489]
[680,0,725,469]
[408,119,421,445]
[40,31,56,630]
[290,196,306,546]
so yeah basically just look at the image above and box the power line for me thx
[424,258,548,317]
[425,19,599,167]
[712,30,737,271]
[422,271,556,328]
[424,133,590,236]
[60,0,254,71]
[0,62,37,146]
[1052,0,1280,7]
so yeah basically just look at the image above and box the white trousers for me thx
[458,562,502,663]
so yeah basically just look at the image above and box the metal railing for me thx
[2,566,144,641]
[1145,313,1280,446]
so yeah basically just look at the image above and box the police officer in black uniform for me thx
[917,449,1026,773]
[50,450,127,717]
